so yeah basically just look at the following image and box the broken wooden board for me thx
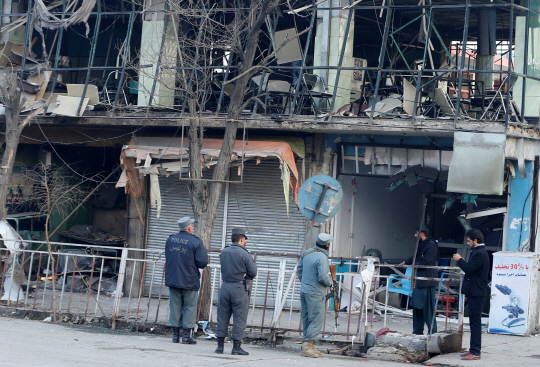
[51,95,89,116]
[42,92,68,104]
[67,84,100,105]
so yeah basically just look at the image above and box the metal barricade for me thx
[0,241,465,340]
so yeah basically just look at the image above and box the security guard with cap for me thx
[165,216,208,344]
[215,228,257,355]
[297,233,334,358]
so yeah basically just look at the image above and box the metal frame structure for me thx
[0,0,535,131]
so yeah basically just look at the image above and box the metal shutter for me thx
[226,160,307,308]
[145,174,225,296]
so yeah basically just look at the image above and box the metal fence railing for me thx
[1,240,464,340]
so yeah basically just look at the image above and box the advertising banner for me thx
[488,254,532,335]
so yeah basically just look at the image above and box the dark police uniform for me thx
[216,243,257,340]
[165,229,208,332]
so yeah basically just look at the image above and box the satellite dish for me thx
[298,175,343,223]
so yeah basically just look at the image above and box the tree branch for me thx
[20,107,45,129]
[223,65,272,85]
[239,95,268,112]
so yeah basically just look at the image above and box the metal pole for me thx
[209,267,217,323]
[369,5,392,124]
[154,264,166,324]
[328,2,354,121]
[113,1,136,106]
[289,0,317,118]
[112,247,128,329]
[261,271,271,330]
[24,252,35,308]
[145,262,157,323]
[453,0,470,127]
[504,1,515,131]
[520,0,531,128]
[94,256,105,315]
[59,254,69,312]
[76,1,102,116]
[67,256,76,313]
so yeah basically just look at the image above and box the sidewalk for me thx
[427,331,540,367]
[0,317,400,367]
[1,315,538,367]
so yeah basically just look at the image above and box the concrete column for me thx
[137,1,178,107]
[314,0,354,112]
[476,9,496,90]
[506,160,534,251]
[514,16,540,117]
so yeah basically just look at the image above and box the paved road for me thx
[0,317,403,367]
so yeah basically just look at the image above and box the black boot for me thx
[231,340,249,355]
[182,329,197,344]
[215,337,225,354]
[172,327,180,343]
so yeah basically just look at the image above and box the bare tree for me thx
[0,74,43,219]
[127,0,306,318]
[22,163,96,321]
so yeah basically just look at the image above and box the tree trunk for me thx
[125,191,148,298]
[0,86,22,219]
[185,0,279,321]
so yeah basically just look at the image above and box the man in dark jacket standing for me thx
[453,228,489,361]
[215,228,257,356]
[165,216,208,344]
[401,226,439,335]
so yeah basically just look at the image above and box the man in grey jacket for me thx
[165,216,208,344]
[215,228,257,355]
[297,233,334,358]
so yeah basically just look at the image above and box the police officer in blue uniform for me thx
[297,233,334,358]
[165,216,208,344]
[215,228,257,355]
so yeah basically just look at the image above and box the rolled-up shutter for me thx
[144,175,224,296]
[226,160,307,308]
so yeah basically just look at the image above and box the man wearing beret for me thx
[297,232,334,358]
[165,216,208,344]
[215,228,257,355]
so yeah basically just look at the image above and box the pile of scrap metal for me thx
[0,0,100,116]
[62,225,125,244]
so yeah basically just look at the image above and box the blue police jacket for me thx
[165,230,208,290]
[297,245,333,296]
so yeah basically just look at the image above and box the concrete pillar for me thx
[514,15,540,117]
[476,9,496,90]
[314,0,354,112]
[137,1,177,107]
[506,160,534,251]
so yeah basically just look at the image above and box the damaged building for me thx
[1,0,540,339]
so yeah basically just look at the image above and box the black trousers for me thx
[467,295,485,356]
[411,287,437,335]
